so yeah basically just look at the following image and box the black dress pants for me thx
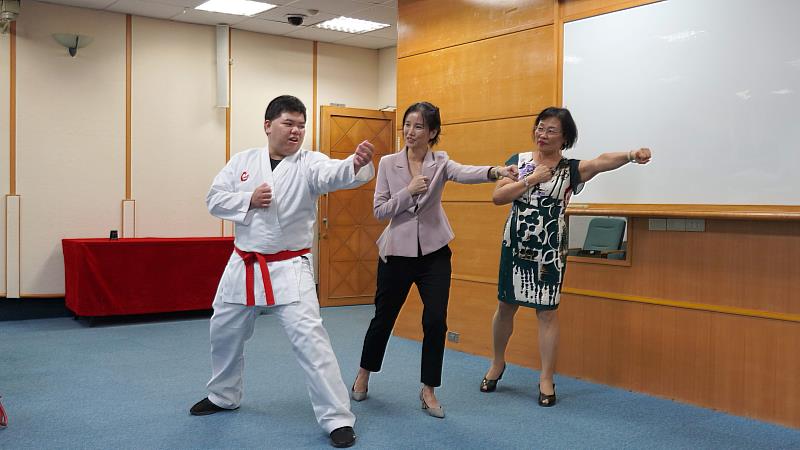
[359,245,452,387]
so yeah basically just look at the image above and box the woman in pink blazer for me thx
[350,102,518,418]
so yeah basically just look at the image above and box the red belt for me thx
[235,247,310,306]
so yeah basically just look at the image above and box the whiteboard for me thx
[563,0,800,205]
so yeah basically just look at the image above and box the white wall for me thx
[318,43,379,111]
[378,46,396,109]
[131,17,224,238]
[230,30,313,155]
[316,43,380,150]
[0,31,9,295]
[16,1,126,295]
[0,1,389,296]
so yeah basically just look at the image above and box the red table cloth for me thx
[62,237,234,317]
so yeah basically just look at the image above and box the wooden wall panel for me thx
[395,0,800,428]
[559,0,662,22]
[555,294,800,427]
[392,285,424,342]
[393,264,800,428]
[773,319,800,424]
[437,116,538,202]
[657,308,714,400]
[398,0,554,58]
[564,218,800,315]
[397,27,555,125]
[393,279,541,367]
[444,202,510,282]
[565,203,800,221]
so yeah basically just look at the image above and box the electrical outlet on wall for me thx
[447,331,460,343]
[666,218,686,231]
[686,219,706,232]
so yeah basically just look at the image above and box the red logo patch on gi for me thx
[240,171,249,182]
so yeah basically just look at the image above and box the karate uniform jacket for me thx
[206,147,375,306]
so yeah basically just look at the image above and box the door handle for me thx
[320,193,329,239]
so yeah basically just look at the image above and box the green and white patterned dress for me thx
[497,152,584,310]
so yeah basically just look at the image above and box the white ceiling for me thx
[36,0,398,49]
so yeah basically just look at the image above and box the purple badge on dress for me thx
[519,160,536,179]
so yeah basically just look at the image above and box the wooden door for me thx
[318,106,395,307]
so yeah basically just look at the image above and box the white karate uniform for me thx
[204,146,374,433]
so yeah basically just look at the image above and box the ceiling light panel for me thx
[316,16,390,34]
[195,0,276,16]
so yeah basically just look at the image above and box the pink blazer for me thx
[375,149,493,259]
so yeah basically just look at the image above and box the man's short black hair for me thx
[264,95,307,122]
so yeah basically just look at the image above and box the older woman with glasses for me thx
[479,106,651,406]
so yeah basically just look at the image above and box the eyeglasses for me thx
[534,125,562,136]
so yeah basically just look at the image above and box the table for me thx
[62,237,234,317]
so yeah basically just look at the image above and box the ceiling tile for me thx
[142,0,206,7]
[363,24,396,40]
[234,18,304,35]
[252,5,337,26]
[334,34,395,50]
[353,5,395,24]
[39,0,398,48]
[284,26,352,44]
[289,0,370,17]
[39,0,117,8]
[170,8,250,26]
[255,0,296,5]
[106,0,185,20]
[142,0,293,11]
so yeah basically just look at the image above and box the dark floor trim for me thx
[0,297,72,321]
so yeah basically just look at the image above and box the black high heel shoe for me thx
[479,364,506,393]
[538,383,556,407]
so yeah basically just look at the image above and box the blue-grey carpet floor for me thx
[1,305,798,449]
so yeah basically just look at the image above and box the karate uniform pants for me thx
[205,259,354,434]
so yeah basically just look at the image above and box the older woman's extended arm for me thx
[578,148,651,182]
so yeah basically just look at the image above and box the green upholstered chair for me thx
[569,217,626,259]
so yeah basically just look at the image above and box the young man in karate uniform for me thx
[190,95,374,448]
